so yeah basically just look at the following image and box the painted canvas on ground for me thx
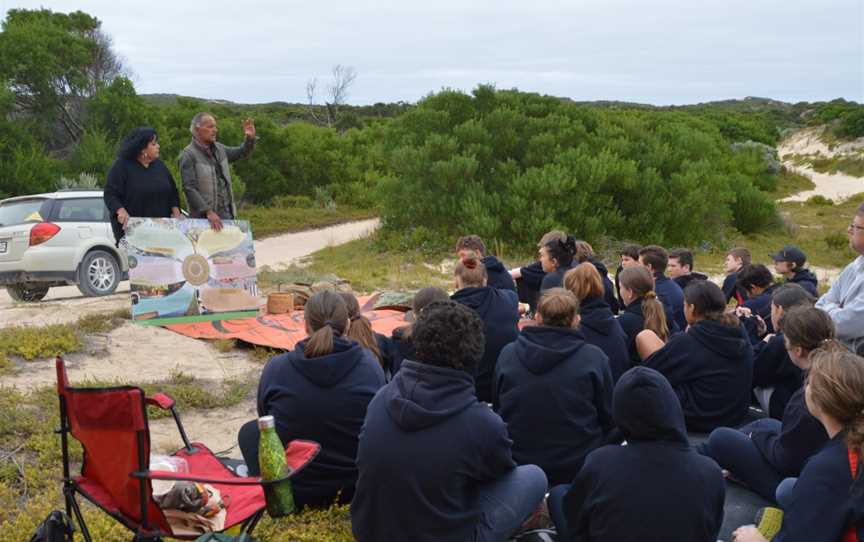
[125,217,260,322]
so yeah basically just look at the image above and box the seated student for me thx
[564,263,630,382]
[387,286,449,378]
[636,280,753,432]
[455,234,516,292]
[668,247,708,291]
[510,230,567,313]
[617,266,670,366]
[701,307,834,502]
[739,263,781,335]
[351,300,548,542]
[732,347,864,542]
[639,245,685,332]
[770,245,818,297]
[723,247,752,305]
[573,240,620,314]
[614,243,642,310]
[238,291,385,508]
[547,366,725,542]
[751,284,815,419]
[340,292,388,371]
[451,254,520,403]
[493,288,614,486]
[540,235,578,291]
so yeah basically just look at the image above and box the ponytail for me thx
[303,291,348,358]
[641,291,670,342]
[340,292,383,367]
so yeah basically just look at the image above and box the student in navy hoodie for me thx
[564,263,630,382]
[722,247,751,305]
[739,263,781,335]
[770,245,818,297]
[493,288,614,485]
[455,234,516,292]
[238,291,385,508]
[539,235,578,292]
[614,244,642,311]
[351,300,548,542]
[701,307,834,502]
[636,280,753,432]
[451,254,520,402]
[732,347,864,542]
[573,240,620,314]
[639,244,686,332]
[547,366,725,542]
[386,286,449,378]
[617,265,671,366]
[510,230,567,313]
[751,284,815,419]
[668,248,708,291]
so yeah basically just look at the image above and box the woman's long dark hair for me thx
[117,127,158,160]
[544,235,577,270]
[684,280,739,327]
[304,291,349,358]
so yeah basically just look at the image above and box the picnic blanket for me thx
[163,295,409,350]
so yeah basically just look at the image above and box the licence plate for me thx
[0,241,6,254]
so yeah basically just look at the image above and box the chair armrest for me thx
[146,393,175,410]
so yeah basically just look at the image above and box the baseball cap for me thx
[769,245,806,267]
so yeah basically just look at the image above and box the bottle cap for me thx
[258,415,275,430]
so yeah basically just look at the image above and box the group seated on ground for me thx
[241,201,864,541]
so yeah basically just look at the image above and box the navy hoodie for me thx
[775,434,864,542]
[562,367,725,542]
[541,262,575,292]
[743,283,780,335]
[493,326,613,485]
[579,296,630,382]
[750,387,829,478]
[673,272,708,291]
[752,333,803,419]
[722,272,747,305]
[385,326,414,378]
[482,255,517,292]
[257,337,385,505]
[520,260,618,314]
[351,360,517,542]
[618,298,649,366]
[451,286,520,402]
[654,273,686,332]
[788,269,818,297]
[643,319,753,432]
[588,258,620,315]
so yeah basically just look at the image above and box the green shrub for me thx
[807,195,834,206]
[824,232,849,250]
[0,325,81,360]
[272,195,314,208]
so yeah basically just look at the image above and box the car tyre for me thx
[6,283,50,302]
[77,250,120,297]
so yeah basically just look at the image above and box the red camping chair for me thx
[54,356,320,541]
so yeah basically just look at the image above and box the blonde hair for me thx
[537,230,566,248]
[563,263,604,302]
[620,266,669,341]
[537,288,579,328]
[807,348,864,454]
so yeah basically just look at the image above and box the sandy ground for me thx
[778,128,864,203]
[0,219,380,455]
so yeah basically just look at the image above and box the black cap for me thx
[769,245,806,267]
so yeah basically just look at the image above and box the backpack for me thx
[29,511,73,542]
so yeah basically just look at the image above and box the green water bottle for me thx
[258,415,296,517]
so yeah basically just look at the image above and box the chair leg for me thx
[241,509,265,536]
[66,489,92,542]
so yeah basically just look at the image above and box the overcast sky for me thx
[2,0,862,105]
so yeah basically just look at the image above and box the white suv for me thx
[0,189,129,301]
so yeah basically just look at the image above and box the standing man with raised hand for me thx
[816,202,864,355]
[180,113,256,231]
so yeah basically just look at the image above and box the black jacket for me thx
[788,269,818,297]
[643,319,753,432]
[562,367,725,542]
[775,434,864,542]
[493,326,613,485]
[654,273,686,333]
[588,258,620,314]
[518,261,545,312]
[618,298,648,366]
[385,326,414,379]
[451,286,520,402]
[722,272,748,305]
[482,255,517,291]
[750,387,829,478]
[752,333,803,419]
[673,272,708,291]
[351,360,517,542]
[743,283,780,335]
[541,262,574,292]
[257,338,385,505]
[103,158,181,243]
[579,296,630,382]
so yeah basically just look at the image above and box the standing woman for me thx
[103,127,183,245]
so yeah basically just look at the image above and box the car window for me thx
[0,198,51,226]
[53,198,108,223]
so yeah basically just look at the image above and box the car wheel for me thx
[77,250,120,297]
[6,283,50,302]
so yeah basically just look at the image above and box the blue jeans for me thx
[473,464,548,542]
[547,484,571,541]
[701,420,784,502]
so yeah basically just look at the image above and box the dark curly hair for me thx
[544,235,577,269]
[117,127,158,160]
[412,300,484,373]
[737,264,774,291]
